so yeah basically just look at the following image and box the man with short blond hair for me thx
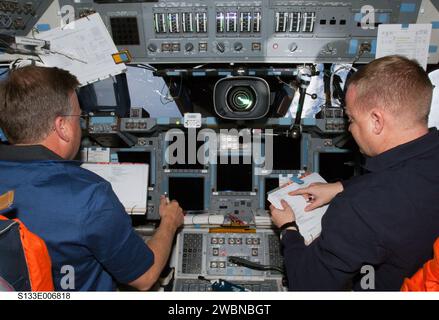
[271,55,439,290]
[348,55,432,126]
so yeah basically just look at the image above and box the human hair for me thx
[0,66,80,144]
[348,55,433,125]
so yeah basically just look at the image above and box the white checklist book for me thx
[36,13,126,86]
[376,24,432,70]
[81,163,149,215]
[267,173,328,244]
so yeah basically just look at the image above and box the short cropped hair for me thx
[348,55,433,125]
[0,66,79,144]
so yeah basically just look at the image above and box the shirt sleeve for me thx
[81,182,154,284]
[281,195,386,290]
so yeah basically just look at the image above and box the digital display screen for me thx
[117,151,151,164]
[168,177,204,211]
[267,135,301,171]
[89,116,117,125]
[216,156,253,192]
[319,152,355,183]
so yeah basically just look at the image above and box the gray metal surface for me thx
[59,0,422,63]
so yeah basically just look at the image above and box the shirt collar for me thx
[0,144,64,161]
[365,128,439,172]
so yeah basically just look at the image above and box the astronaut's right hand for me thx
[288,182,344,212]
[159,196,184,231]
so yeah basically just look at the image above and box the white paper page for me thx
[376,24,432,70]
[36,13,126,85]
[81,163,149,215]
[86,148,110,163]
[267,173,328,244]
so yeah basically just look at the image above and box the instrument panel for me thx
[0,0,52,35]
[58,0,424,64]
[171,228,285,291]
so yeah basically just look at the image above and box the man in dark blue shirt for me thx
[270,55,439,291]
[0,66,184,291]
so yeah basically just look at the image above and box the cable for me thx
[228,256,285,274]
[198,276,248,292]
[352,47,366,65]
[193,64,208,70]
[276,76,296,90]
[45,49,87,64]
[9,57,44,69]
[276,75,325,110]
[130,63,157,72]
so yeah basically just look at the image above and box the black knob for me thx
[289,43,298,53]
[185,42,194,52]
[147,43,157,52]
[216,42,225,53]
[234,42,243,51]
[307,93,318,100]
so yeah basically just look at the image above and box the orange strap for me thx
[18,221,54,291]
[0,215,54,291]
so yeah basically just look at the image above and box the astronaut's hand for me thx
[289,182,343,212]
[269,200,296,228]
[159,196,184,231]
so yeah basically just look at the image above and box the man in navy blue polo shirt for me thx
[0,66,184,291]
[270,55,439,290]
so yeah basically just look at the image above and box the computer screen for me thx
[266,135,301,171]
[318,152,355,183]
[168,177,205,211]
[216,155,253,192]
[117,151,151,164]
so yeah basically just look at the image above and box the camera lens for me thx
[214,77,270,120]
[227,86,256,112]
